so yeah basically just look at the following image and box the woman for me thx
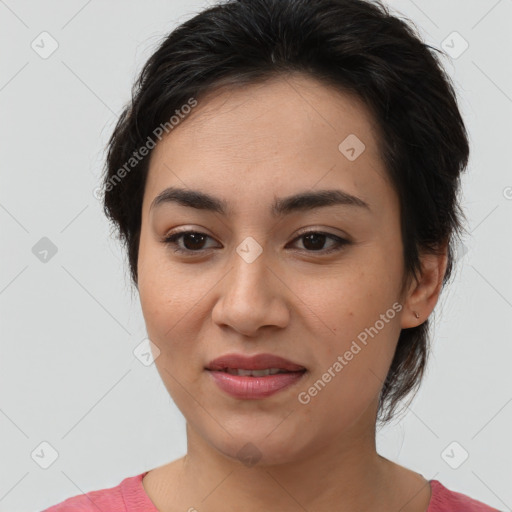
[42,0,500,510]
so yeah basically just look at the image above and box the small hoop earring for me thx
[414,311,420,319]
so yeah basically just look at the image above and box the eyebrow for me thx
[150,186,371,216]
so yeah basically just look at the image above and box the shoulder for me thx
[429,480,502,511]
[41,472,148,511]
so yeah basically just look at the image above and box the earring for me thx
[413,311,420,319]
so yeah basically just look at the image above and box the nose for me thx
[211,248,290,337]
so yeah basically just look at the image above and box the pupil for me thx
[184,233,205,250]
[303,233,325,251]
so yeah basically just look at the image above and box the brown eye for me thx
[289,231,350,254]
[162,229,350,256]
[163,231,217,254]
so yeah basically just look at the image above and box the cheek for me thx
[301,268,390,345]
[297,324,398,432]
[139,282,198,348]
[138,240,192,333]
[299,261,401,406]
[137,247,210,382]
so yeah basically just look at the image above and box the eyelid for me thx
[293,225,350,241]
[163,225,349,241]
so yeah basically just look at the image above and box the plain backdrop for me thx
[1,0,511,510]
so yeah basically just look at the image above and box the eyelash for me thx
[162,229,350,256]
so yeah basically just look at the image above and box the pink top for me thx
[41,471,501,511]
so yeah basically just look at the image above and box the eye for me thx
[162,229,350,255]
[162,230,219,254]
[288,230,350,254]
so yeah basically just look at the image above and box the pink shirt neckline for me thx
[43,469,500,511]
[120,471,476,511]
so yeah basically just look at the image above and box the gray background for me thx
[1,0,511,510]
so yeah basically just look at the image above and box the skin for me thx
[136,73,447,512]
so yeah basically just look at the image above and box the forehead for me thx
[144,73,393,216]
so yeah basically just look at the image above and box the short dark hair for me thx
[102,0,470,424]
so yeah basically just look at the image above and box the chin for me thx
[205,426,309,468]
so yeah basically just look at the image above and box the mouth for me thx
[205,353,307,399]
[211,367,305,377]
[206,352,307,373]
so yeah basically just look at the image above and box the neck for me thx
[173,407,398,511]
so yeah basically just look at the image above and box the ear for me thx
[400,246,448,329]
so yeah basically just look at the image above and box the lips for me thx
[205,352,307,399]
[206,353,306,373]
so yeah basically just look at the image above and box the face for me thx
[137,74,410,466]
